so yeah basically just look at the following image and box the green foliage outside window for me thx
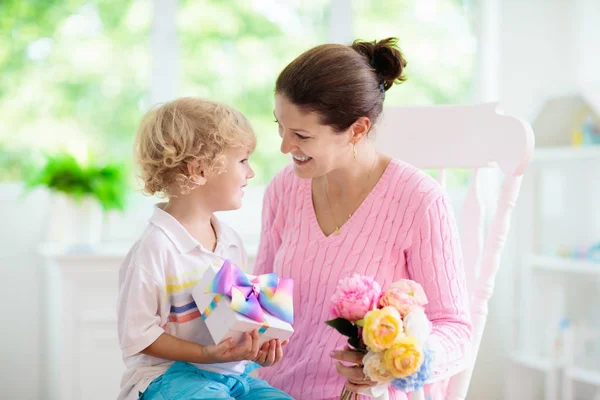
[0,0,475,187]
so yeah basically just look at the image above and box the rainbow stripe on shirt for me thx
[166,269,204,324]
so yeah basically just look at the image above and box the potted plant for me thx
[26,152,129,247]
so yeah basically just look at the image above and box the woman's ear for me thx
[349,116,371,144]
[187,162,207,186]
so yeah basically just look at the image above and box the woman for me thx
[254,38,472,400]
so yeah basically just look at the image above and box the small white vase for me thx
[46,193,104,248]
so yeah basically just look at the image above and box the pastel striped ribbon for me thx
[201,294,269,334]
[207,260,294,324]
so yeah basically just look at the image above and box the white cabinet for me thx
[42,246,126,400]
[507,146,600,400]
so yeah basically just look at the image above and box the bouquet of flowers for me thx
[326,274,433,400]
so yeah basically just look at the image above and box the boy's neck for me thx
[163,195,217,252]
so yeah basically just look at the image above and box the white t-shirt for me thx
[117,204,249,400]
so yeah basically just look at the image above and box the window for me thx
[0,0,479,247]
[0,0,151,168]
[0,0,476,187]
[353,0,476,106]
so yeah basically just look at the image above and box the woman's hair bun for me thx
[351,37,407,90]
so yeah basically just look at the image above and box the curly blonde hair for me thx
[135,97,256,196]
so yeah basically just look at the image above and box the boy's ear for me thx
[187,162,207,186]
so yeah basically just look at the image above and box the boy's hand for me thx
[253,339,288,367]
[203,330,260,363]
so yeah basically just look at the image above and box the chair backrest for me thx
[374,103,535,400]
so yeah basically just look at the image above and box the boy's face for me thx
[205,146,255,211]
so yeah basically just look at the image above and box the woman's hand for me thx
[330,346,379,393]
[253,339,289,367]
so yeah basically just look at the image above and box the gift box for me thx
[192,260,294,347]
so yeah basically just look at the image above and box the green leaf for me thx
[24,152,129,211]
[347,337,368,353]
[325,318,358,338]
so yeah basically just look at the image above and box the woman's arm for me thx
[407,193,473,380]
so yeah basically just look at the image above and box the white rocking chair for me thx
[373,103,535,400]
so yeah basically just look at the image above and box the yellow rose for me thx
[383,336,424,378]
[362,306,404,352]
[363,351,394,383]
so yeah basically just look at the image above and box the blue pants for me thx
[139,362,293,400]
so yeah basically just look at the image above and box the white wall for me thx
[573,0,600,87]
[496,0,600,121]
[0,184,49,399]
[499,0,577,120]
[469,0,600,399]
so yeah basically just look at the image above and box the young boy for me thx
[117,98,291,400]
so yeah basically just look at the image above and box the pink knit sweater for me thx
[254,160,472,400]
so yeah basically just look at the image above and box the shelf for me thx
[509,353,559,372]
[526,254,600,274]
[533,145,600,162]
[565,366,600,386]
[510,354,600,384]
[508,353,600,385]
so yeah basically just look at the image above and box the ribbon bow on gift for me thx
[207,260,294,324]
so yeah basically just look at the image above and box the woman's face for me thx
[274,94,354,179]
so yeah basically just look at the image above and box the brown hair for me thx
[135,97,255,196]
[275,37,407,132]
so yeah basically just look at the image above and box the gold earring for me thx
[353,143,358,159]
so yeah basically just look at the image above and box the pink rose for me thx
[379,279,428,317]
[330,274,382,321]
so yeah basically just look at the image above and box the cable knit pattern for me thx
[254,160,472,400]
